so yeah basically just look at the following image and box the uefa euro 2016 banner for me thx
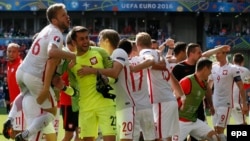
[206,36,250,50]
[0,0,249,12]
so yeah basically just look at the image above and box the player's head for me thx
[151,39,158,49]
[70,26,89,53]
[65,30,76,52]
[214,46,228,62]
[118,38,133,55]
[174,41,187,61]
[46,3,70,31]
[7,43,20,62]
[135,32,152,51]
[66,31,73,45]
[196,57,213,79]
[186,43,202,62]
[232,53,244,66]
[98,29,120,54]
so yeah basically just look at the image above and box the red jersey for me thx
[59,72,72,105]
[7,57,22,103]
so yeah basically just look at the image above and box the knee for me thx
[207,131,220,141]
[214,126,225,134]
[43,107,57,116]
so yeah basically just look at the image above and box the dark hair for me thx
[99,29,120,49]
[233,53,244,64]
[46,3,65,23]
[174,42,187,55]
[186,43,200,57]
[196,57,212,71]
[71,26,89,41]
[118,38,132,55]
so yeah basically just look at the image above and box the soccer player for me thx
[178,57,219,141]
[3,3,76,141]
[172,43,230,141]
[3,43,24,139]
[122,39,156,141]
[168,41,187,70]
[132,32,185,141]
[231,53,250,125]
[59,31,80,141]
[208,48,248,141]
[78,29,135,141]
[68,26,116,141]
[129,39,156,141]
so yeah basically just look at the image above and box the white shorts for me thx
[178,119,213,141]
[117,107,135,140]
[133,108,156,141]
[13,110,25,131]
[16,68,57,109]
[212,106,231,128]
[22,94,55,141]
[153,101,179,139]
[231,103,246,124]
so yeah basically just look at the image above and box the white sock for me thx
[8,94,24,121]
[25,112,55,138]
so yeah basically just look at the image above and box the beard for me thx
[58,21,70,32]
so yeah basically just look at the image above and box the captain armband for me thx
[234,75,242,82]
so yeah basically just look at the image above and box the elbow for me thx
[111,72,119,79]
[48,48,58,58]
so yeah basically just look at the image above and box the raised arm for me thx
[202,45,230,58]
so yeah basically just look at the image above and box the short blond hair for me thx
[135,32,152,47]
[7,43,20,49]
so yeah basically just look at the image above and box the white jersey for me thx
[232,65,250,105]
[209,63,241,107]
[169,62,177,72]
[19,24,64,79]
[111,48,135,110]
[129,55,152,110]
[139,49,176,103]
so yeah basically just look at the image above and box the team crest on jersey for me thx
[53,36,60,43]
[223,70,228,75]
[68,124,73,129]
[90,57,98,65]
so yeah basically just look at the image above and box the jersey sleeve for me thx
[48,31,64,52]
[232,66,242,82]
[111,49,128,66]
[179,77,192,95]
[172,65,182,81]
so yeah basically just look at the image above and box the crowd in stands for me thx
[205,20,250,37]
